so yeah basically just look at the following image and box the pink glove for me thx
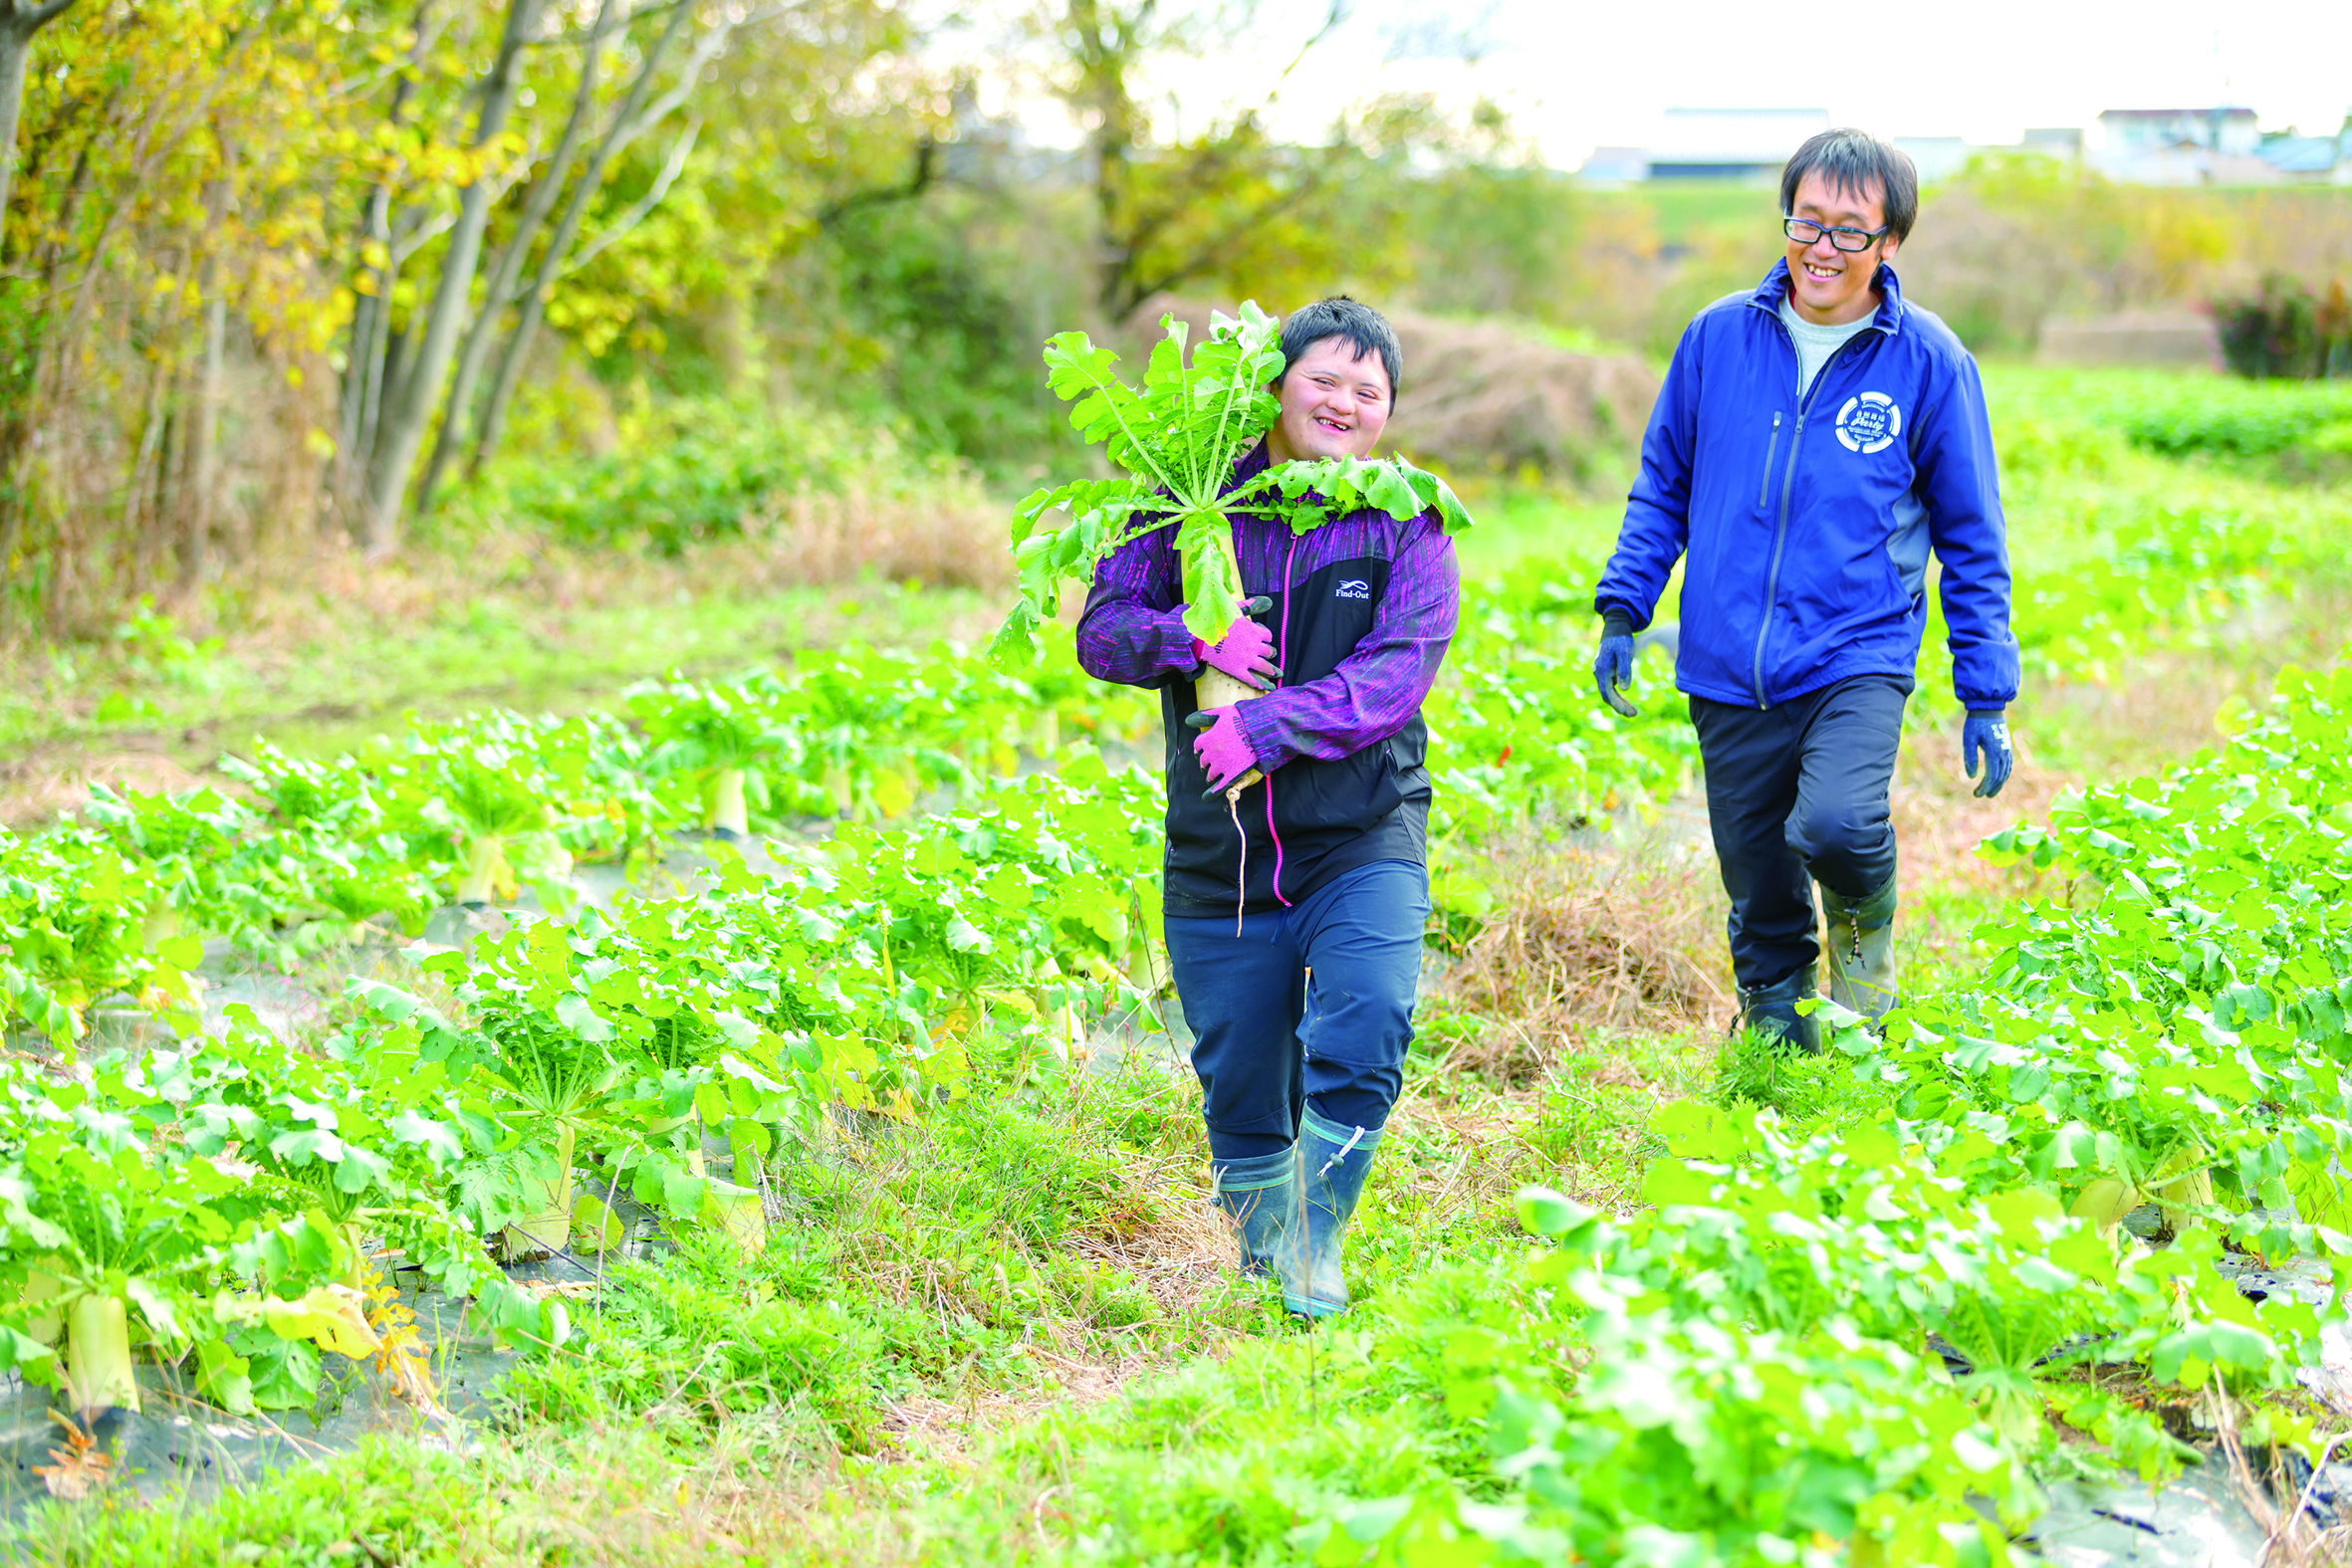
[1187,597,1279,691]
[1187,707,1258,793]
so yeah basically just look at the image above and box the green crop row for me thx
[1991,369,2352,463]
[0,755,1171,1420]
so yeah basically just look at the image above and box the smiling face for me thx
[1784,169,1901,327]
[1264,336,1392,465]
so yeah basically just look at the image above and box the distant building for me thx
[1896,136,1971,182]
[1577,146,1648,184]
[1576,109,1829,184]
[2256,128,2352,184]
[1573,106,2345,188]
[2091,108,2271,184]
[1578,111,2091,187]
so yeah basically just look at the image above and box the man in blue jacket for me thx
[1592,128,2019,1050]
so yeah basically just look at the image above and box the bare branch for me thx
[556,115,698,280]
[816,137,936,229]
[526,0,687,47]
[15,0,82,35]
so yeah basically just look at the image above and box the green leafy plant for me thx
[989,302,1474,666]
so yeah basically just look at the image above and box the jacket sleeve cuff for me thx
[1230,697,1289,775]
[1153,608,1205,678]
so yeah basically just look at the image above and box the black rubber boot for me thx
[1738,967,1820,1054]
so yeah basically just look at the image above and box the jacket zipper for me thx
[1757,412,1781,508]
[1750,334,1841,708]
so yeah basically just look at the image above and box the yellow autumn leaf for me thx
[262,1285,382,1359]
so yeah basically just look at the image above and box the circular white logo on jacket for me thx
[1835,391,1901,454]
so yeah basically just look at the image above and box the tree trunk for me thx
[0,27,30,265]
[0,2,80,262]
[357,0,544,559]
[414,0,618,518]
[181,288,223,589]
[469,0,696,478]
[125,348,171,584]
[333,2,436,521]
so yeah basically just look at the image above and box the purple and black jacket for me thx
[1076,441,1461,917]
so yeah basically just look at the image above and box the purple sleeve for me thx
[1075,525,1201,689]
[1232,521,1459,772]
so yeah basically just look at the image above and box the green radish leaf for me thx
[555,993,614,1042]
[0,1324,52,1372]
[231,1326,321,1411]
[390,1112,468,1171]
[1514,1187,1589,1238]
[1174,511,1245,646]
[912,840,967,878]
[269,1125,346,1166]
[333,1142,391,1195]
[192,1337,254,1416]
[981,865,1032,908]
[660,1162,708,1219]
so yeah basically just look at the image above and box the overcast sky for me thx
[1113,0,2352,165]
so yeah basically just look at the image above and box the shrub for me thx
[2214,274,2352,380]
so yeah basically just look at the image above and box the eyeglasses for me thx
[1783,217,1889,253]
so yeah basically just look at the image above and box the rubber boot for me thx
[1210,1148,1297,1279]
[1737,967,1819,1054]
[1819,871,1899,1024]
[1283,1107,1382,1318]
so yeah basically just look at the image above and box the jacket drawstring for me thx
[1265,535,1299,909]
[1227,785,1248,936]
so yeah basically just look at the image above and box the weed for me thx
[1709,1022,1892,1130]
[1529,1051,1674,1203]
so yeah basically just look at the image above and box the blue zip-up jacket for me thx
[1595,260,2019,712]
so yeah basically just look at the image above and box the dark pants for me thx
[1163,860,1429,1162]
[1691,675,1909,993]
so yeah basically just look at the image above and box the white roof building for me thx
[1576,112,2096,187]
[2090,108,2270,184]
[1577,109,1828,184]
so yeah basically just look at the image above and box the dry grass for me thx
[1380,1091,1553,1231]
[150,477,1007,656]
[756,483,1009,598]
[2212,1390,2352,1568]
[1381,311,1661,483]
[0,746,214,830]
[1435,835,1732,1087]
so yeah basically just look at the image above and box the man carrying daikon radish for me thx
[1073,298,1461,1318]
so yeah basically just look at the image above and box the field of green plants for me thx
[7,366,2352,1564]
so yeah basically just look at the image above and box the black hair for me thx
[1277,296,1403,401]
[1780,128,1919,244]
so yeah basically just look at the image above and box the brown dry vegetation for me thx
[1380,312,1661,485]
[142,473,1009,654]
[1433,836,1731,1086]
